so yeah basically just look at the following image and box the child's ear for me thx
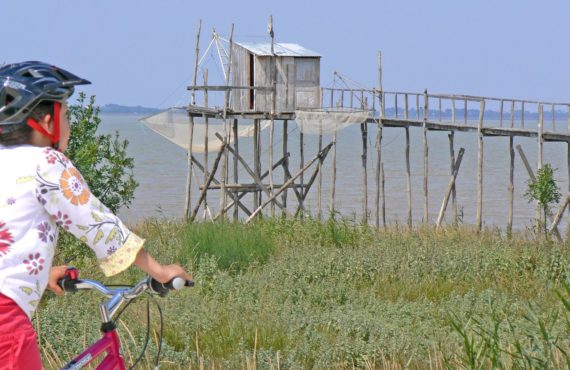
[40,114,53,133]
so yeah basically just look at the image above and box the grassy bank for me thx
[37,217,570,369]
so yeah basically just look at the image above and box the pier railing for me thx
[321,87,570,134]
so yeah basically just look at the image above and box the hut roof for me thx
[235,42,321,58]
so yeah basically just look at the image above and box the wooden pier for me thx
[179,22,570,237]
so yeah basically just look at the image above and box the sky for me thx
[3,1,570,108]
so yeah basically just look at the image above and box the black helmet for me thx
[0,61,91,129]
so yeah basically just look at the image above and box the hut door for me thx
[248,53,254,110]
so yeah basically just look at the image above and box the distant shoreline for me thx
[99,104,160,115]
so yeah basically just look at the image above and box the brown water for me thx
[100,114,569,232]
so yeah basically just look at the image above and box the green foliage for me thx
[525,164,562,234]
[66,92,138,213]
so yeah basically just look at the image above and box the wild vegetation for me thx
[37,217,570,369]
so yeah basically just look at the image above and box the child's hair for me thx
[0,101,55,146]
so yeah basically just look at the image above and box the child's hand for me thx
[156,264,193,284]
[47,265,68,296]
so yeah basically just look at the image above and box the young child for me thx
[0,61,192,369]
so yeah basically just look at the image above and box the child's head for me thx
[0,62,90,150]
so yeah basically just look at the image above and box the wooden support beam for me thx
[331,129,338,213]
[549,195,570,233]
[381,162,386,228]
[405,127,412,228]
[232,119,239,221]
[537,104,544,231]
[507,136,515,236]
[436,147,466,229]
[423,90,429,223]
[516,144,562,240]
[448,132,458,225]
[361,122,368,223]
[190,143,226,222]
[476,100,485,231]
[216,133,285,211]
[213,153,291,220]
[202,70,210,220]
[282,120,289,216]
[247,143,333,223]
[184,114,195,220]
[190,154,251,217]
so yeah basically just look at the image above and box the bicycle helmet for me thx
[0,61,91,146]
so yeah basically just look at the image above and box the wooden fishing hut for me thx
[183,22,335,223]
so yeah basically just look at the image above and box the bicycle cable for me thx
[129,298,151,370]
[151,296,164,370]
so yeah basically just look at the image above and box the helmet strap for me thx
[26,101,62,150]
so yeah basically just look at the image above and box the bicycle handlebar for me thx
[57,268,194,320]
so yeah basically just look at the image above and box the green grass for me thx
[38,217,570,369]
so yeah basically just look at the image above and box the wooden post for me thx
[436,147,466,229]
[375,51,384,228]
[499,99,504,127]
[450,98,455,124]
[507,135,515,236]
[405,127,412,228]
[317,131,323,219]
[416,94,420,120]
[190,20,202,105]
[361,121,368,223]
[510,101,515,128]
[331,128,337,214]
[423,90,429,223]
[269,19,276,217]
[189,143,227,222]
[521,101,525,128]
[381,162,386,228]
[184,114,196,220]
[552,104,556,132]
[299,129,305,215]
[448,132,458,225]
[476,99,485,231]
[374,123,382,228]
[184,20,202,221]
[395,94,398,119]
[219,24,234,221]
[253,119,259,210]
[438,97,442,121]
[464,98,468,125]
[537,104,544,231]
[202,69,210,220]
[282,120,289,216]
[549,195,570,233]
[566,105,570,239]
[404,94,409,120]
[232,119,239,221]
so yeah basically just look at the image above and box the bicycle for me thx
[56,268,193,370]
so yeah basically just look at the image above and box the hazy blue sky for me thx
[4,1,570,108]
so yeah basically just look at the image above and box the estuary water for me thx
[99,113,569,232]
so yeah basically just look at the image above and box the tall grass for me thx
[38,217,570,369]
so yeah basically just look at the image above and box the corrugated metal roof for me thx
[235,42,321,57]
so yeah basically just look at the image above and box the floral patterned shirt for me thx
[0,145,144,318]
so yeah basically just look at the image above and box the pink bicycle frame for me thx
[62,328,125,370]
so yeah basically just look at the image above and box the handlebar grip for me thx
[149,277,194,297]
[57,267,79,293]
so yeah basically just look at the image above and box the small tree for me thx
[66,93,138,213]
[525,164,561,235]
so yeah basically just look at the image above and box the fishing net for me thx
[140,107,269,153]
[294,108,372,135]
